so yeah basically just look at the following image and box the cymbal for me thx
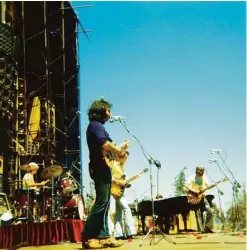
[40,165,63,180]
[19,164,29,171]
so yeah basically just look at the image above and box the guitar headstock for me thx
[143,168,149,173]
[222,177,229,183]
[216,177,229,185]
[121,140,130,150]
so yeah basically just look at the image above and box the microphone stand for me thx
[133,185,156,203]
[116,120,175,246]
[216,151,241,188]
[204,170,225,231]
[156,164,161,198]
[210,151,242,232]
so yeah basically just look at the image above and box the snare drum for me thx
[60,178,78,194]
[62,194,85,220]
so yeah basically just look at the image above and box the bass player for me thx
[184,165,214,233]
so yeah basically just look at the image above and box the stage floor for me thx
[9,233,246,250]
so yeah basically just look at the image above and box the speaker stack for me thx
[0,22,19,121]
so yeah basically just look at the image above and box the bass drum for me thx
[62,194,86,220]
[60,177,78,195]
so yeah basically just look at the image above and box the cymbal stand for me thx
[23,188,35,222]
[51,176,56,219]
[71,163,84,195]
[67,170,84,194]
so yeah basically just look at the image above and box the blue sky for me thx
[74,1,246,211]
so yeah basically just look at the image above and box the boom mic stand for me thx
[204,170,225,231]
[209,150,243,232]
[114,119,175,246]
[156,163,160,197]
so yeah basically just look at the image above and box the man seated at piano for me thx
[184,165,214,233]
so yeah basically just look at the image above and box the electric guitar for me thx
[103,140,130,169]
[186,177,229,204]
[111,168,149,198]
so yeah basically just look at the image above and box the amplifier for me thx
[0,192,10,216]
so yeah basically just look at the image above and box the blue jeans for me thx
[196,197,214,232]
[114,195,136,238]
[83,179,111,240]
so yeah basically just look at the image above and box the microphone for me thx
[210,149,222,154]
[234,181,241,189]
[218,189,224,196]
[109,115,125,123]
[208,159,219,163]
[154,160,161,168]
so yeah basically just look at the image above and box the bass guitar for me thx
[111,168,149,198]
[186,177,229,204]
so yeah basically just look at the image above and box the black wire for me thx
[119,120,154,163]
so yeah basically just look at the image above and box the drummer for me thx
[22,162,48,190]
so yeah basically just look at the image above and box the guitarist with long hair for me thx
[111,151,139,240]
[82,98,126,249]
[184,165,214,233]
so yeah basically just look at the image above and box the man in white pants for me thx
[113,193,137,239]
[111,152,138,240]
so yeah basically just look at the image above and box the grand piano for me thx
[137,195,214,234]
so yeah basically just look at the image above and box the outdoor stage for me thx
[0,219,84,249]
[3,234,246,250]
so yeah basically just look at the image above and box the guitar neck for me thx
[201,182,220,194]
[127,171,144,183]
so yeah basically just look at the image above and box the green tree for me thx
[173,171,187,196]
[225,183,246,231]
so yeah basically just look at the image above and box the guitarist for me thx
[184,165,214,233]
[82,98,126,249]
[112,151,139,240]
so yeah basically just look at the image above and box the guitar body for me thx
[186,177,229,205]
[111,180,125,198]
[111,168,149,199]
[187,191,203,204]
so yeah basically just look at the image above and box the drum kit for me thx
[12,164,86,222]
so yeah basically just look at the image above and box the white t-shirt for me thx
[22,173,35,189]
[186,174,209,192]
